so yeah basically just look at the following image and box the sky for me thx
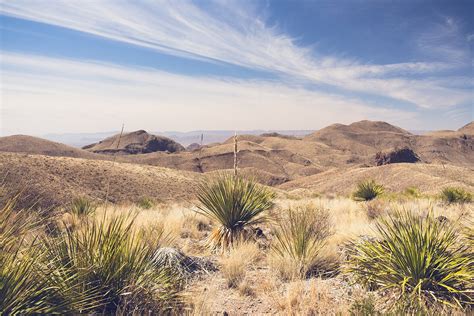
[0,0,473,136]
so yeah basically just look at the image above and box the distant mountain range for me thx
[43,130,316,147]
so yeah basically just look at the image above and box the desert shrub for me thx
[352,180,384,201]
[404,186,421,198]
[195,173,275,250]
[440,187,472,204]
[70,197,97,217]
[270,205,332,280]
[347,210,473,312]
[0,198,98,314]
[219,242,259,288]
[137,196,155,209]
[44,214,181,313]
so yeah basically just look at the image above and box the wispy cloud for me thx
[1,0,471,109]
[1,52,417,135]
[416,16,471,63]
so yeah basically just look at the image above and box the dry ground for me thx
[86,196,472,315]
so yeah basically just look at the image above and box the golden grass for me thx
[63,196,472,314]
[219,242,260,288]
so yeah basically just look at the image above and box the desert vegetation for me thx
[1,174,472,314]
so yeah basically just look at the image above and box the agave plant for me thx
[69,197,97,217]
[347,210,474,312]
[353,180,384,201]
[195,174,275,250]
[271,205,332,279]
[440,187,472,204]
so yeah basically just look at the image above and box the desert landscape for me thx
[1,0,473,314]
[0,120,473,314]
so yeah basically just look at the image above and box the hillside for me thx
[279,163,474,196]
[1,121,472,189]
[0,135,100,159]
[83,130,185,154]
[0,152,199,210]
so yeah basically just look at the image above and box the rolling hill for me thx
[83,130,185,154]
[0,152,199,210]
[0,120,472,208]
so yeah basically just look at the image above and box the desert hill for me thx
[1,121,472,190]
[0,152,199,210]
[458,121,474,134]
[279,163,474,196]
[0,135,100,159]
[83,130,185,154]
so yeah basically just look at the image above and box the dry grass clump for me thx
[219,241,260,288]
[347,209,473,313]
[195,174,275,250]
[269,205,333,280]
[353,179,384,201]
[273,278,348,315]
[441,187,472,204]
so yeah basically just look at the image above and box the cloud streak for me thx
[1,52,417,136]
[1,0,471,109]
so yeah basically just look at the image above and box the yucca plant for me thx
[44,213,181,313]
[0,197,98,314]
[353,180,384,201]
[441,187,472,204]
[271,205,332,279]
[70,197,97,217]
[347,210,474,312]
[195,173,275,250]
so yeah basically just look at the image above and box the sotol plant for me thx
[0,198,98,314]
[440,187,472,204]
[44,214,181,314]
[347,210,473,312]
[353,180,384,201]
[195,173,275,250]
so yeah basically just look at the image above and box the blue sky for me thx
[0,0,472,135]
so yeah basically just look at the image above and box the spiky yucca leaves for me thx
[0,197,98,314]
[271,205,332,279]
[353,180,384,201]
[195,174,275,250]
[70,197,97,217]
[45,214,181,314]
[347,210,474,312]
[441,187,472,204]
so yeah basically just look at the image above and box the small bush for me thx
[352,180,384,201]
[195,173,275,250]
[270,205,332,280]
[137,196,155,209]
[347,210,473,312]
[440,187,472,204]
[404,186,421,198]
[70,197,96,217]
